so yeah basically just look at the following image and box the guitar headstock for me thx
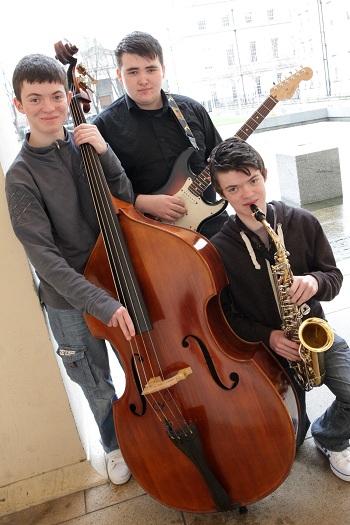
[270,67,313,101]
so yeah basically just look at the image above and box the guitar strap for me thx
[165,92,199,151]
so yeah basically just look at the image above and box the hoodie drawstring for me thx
[240,231,261,270]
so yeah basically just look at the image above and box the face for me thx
[14,81,71,145]
[217,168,267,223]
[117,53,165,110]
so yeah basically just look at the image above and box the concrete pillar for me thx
[276,146,342,206]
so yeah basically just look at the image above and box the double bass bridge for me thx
[142,367,193,395]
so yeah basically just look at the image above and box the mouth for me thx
[42,117,59,122]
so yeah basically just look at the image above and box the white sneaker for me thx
[106,449,131,485]
[314,438,350,482]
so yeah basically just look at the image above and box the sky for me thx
[0,0,173,79]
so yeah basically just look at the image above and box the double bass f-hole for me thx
[54,40,299,514]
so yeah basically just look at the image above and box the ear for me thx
[14,97,25,115]
[116,68,123,84]
[67,91,73,105]
[162,64,165,78]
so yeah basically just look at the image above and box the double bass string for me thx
[70,93,192,436]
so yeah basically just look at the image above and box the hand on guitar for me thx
[135,193,187,222]
[108,305,136,341]
[73,123,108,155]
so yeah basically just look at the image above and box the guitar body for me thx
[152,67,313,232]
[153,147,227,230]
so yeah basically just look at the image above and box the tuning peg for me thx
[77,78,95,94]
[77,63,98,85]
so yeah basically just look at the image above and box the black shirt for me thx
[94,90,228,238]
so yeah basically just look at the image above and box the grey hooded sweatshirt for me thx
[6,129,134,325]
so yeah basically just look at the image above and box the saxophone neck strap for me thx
[236,206,275,264]
[165,92,199,151]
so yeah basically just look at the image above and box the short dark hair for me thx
[12,54,68,102]
[115,31,164,69]
[209,137,267,196]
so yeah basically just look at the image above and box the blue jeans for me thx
[311,333,350,452]
[45,305,119,453]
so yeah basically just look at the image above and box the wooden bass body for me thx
[84,199,299,513]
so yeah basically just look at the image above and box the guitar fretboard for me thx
[189,94,278,195]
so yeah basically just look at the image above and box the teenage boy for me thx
[6,53,136,485]
[94,30,228,239]
[209,136,350,481]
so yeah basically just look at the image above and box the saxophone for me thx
[250,204,334,392]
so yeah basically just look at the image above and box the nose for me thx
[241,183,254,199]
[42,98,55,112]
[138,75,148,85]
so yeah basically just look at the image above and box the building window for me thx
[231,84,237,99]
[198,19,206,31]
[256,76,262,95]
[245,12,252,23]
[222,15,230,27]
[227,46,235,66]
[203,48,213,70]
[250,41,257,62]
[99,95,112,110]
[267,9,274,20]
[271,38,279,58]
[210,84,219,105]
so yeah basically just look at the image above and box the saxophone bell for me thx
[295,317,334,390]
[298,317,334,354]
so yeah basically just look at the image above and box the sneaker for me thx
[106,449,131,485]
[314,438,350,482]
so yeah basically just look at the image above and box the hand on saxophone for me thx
[288,275,319,306]
[269,330,302,361]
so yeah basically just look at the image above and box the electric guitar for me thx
[154,66,313,231]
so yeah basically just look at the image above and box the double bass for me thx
[55,41,299,513]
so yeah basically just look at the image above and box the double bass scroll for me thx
[55,40,300,513]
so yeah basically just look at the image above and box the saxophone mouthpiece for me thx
[250,204,265,223]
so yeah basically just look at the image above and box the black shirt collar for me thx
[125,89,169,114]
